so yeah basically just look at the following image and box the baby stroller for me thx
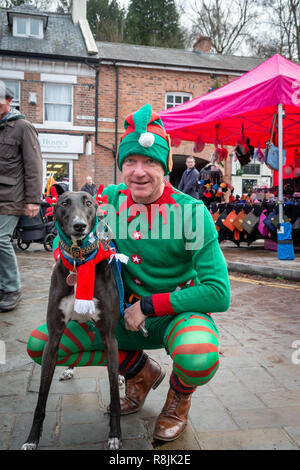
[14,183,67,252]
[15,204,56,252]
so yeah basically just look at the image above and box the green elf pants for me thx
[27,312,219,389]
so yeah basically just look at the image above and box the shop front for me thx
[38,133,84,193]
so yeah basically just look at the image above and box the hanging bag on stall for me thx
[241,210,259,234]
[234,124,253,166]
[215,209,228,230]
[263,209,277,232]
[257,209,269,237]
[232,210,247,231]
[223,210,237,231]
[265,114,286,171]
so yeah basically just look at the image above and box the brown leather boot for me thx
[153,386,192,441]
[120,357,165,415]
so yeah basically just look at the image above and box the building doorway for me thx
[43,159,73,193]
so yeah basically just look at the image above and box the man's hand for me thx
[25,203,40,218]
[124,301,147,332]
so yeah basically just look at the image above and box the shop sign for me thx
[39,134,84,154]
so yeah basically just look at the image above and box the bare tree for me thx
[186,0,259,54]
[249,0,300,61]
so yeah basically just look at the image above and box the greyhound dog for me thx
[22,191,121,450]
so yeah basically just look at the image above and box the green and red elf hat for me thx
[117,103,173,175]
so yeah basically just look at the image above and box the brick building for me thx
[0,0,271,194]
[0,0,98,193]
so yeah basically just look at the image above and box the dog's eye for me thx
[86,200,92,207]
[61,201,68,207]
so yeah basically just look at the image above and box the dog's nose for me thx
[73,221,87,233]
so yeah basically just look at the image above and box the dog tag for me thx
[66,272,77,286]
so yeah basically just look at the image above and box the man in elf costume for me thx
[27,104,230,442]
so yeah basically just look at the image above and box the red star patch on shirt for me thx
[131,254,142,264]
[132,231,142,240]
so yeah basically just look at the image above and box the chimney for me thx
[193,36,212,54]
[71,0,87,24]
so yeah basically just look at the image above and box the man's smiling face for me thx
[122,154,165,204]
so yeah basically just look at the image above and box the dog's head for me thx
[54,191,98,242]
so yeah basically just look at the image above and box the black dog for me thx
[22,191,121,450]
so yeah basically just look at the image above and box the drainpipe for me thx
[114,62,119,185]
[85,60,116,181]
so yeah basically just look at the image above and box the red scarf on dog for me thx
[59,243,115,315]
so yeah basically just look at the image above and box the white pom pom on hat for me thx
[138,132,155,148]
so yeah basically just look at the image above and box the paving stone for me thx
[257,389,300,408]
[9,411,57,449]
[231,406,300,430]
[61,393,104,424]
[0,393,59,414]
[0,369,32,397]
[266,364,300,391]
[29,377,98,394]
[210,381,266,411]
[196,428,298,450]
[284,425,300,447]
[58,421,108,447]
[232,366,285,392]
[189,397,238,433]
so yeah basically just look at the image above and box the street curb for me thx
[227,261,300,282]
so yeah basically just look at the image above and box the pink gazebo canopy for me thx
[159,54,300,150]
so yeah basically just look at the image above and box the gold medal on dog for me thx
[66,272,77,286]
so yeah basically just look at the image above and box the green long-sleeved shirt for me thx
[99,181,230,316]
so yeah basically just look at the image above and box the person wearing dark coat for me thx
[80,176,97,196]
[0,83,42,312]
[178,156,199,199]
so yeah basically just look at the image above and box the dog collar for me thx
[56,220,100,266]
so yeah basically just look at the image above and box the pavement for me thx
[221,239,300,282]
[0,241,300,451]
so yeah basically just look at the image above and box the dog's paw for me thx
[21,442,37,450]
[107,437,122,450]
[59,367,74,381]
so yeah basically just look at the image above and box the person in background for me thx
[0,82,42,312]
[80,175,97,196]
[178,156,199,199]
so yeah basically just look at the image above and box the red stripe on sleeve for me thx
[152,293,175,316]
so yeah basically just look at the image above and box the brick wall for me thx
[91,64,237,188]
[15,66,238,191]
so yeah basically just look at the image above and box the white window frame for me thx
[43,83,73,127]
[165,92,192,109]
[12,15,44,39]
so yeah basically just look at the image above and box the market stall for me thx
[159,54,300,258]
